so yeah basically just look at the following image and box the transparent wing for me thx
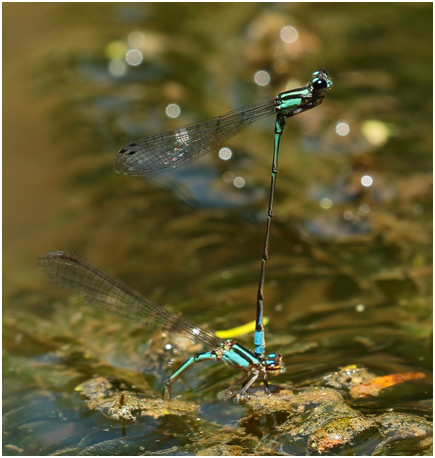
[38,251,220,348]
[114,99,276,176]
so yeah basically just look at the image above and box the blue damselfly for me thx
[38,251,284,400]
[115,70,332,359]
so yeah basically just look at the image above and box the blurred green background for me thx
[3,2,432,455]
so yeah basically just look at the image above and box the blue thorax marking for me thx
[222,342,259,369]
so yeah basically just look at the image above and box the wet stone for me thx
[77,376,197,421]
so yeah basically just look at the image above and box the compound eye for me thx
[265,353,283,373]
[313,78,328,90]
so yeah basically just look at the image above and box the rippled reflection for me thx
[3,2,431,455]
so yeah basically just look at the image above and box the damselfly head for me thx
[265,353,285,374]
[312,69,333,91]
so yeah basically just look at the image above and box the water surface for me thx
[3,3,432,455]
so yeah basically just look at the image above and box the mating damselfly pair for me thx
[38,70,332,400]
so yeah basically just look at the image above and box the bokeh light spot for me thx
[222,171,234,183]
[108,58,127,77]
[320,197,333,209]
[359,203,371,215]
[343,210,354,221]
[165,103,181,119]
[361,175,373,187]
[355,304,366,312]
[105,40,127,59]
[125,49,143,66]
[336,121,350,136]
[254,70,271,86]
[233,176,246,188]
[128,31,146,48]
[361,120,389,146]
[218,147,232,161]
[280,25,299,43]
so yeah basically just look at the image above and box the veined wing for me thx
[114,99,276,176]
[38,251,220,349]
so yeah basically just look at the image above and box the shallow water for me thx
[3,3,432,455]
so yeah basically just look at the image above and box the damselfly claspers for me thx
[114,70,332,360]
[38,251,285,400]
